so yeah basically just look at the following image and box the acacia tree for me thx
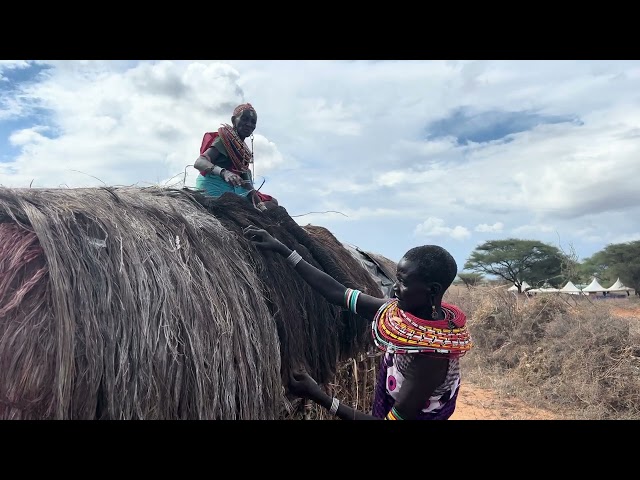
[464,239,566,292]
[556,241,586,284]
[582,240,640,293]
[579,256,609,284]
[457,272,484,290]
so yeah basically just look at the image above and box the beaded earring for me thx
[431,294,438,319]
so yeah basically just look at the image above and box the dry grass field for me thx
[296,284,640,420]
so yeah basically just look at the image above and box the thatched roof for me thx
[0,186,385,419]
[302,225,388,297]
[302,226,397,299]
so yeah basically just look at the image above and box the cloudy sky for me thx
[1,60,639,270]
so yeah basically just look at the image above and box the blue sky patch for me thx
[427,107,583,145]
[0,62,51,89]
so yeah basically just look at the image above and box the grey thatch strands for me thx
[189,191,380,383]
[0,186,387,419]
[303,225,380,296]
[304,225,397,304]
[0,187,281,419]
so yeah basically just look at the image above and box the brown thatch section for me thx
[304,224,397,297]
[302,225,385,301]
[0,186,385,419]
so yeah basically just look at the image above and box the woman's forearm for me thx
[194,156,213,173]
[274,244,347,307]
[310,390,380,421]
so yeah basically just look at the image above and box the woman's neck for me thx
[407,301,443,321]
[234,127,246,141]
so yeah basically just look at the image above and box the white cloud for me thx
[475,222,504,232]
[414,217,471,240]
[299,98,362,136]
[609,232,640,244]
[2,60,640,268]
[375,170,409,187]
[512,224,556,235]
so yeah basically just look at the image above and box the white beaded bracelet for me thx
[211,165,224,177]
[329,397,340,415]
[286,250,303,267]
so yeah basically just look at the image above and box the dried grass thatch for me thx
[304,225,397,298]
[455,285,640,419]
[297,225,400,419]
[0,186,386,419]
[302,225,384,299]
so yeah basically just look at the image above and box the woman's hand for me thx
[248,190,267,211]
[288,369,323,400]
[243,225,289,254]
[221,169,243,186]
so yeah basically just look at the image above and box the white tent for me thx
[528,281,560,294]
[507,281,531,292]
[606,278,632,292]
[541,282,559,292]
[528,287,560,294]
[582,278,607,293]
[560,281,583,295]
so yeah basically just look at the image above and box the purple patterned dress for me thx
[371,351,460,420]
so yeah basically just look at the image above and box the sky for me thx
[1,60,639,271]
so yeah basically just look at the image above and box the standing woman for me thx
[194,103,278,210]
[243,225,473,420]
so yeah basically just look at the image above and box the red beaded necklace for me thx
[218,123,254,173]
[371,300,472,355]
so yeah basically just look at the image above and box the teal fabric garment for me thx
[195,172,252,198]
[196,135,254,197]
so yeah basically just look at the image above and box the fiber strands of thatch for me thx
[192,192,383,374]
[0,187,383,419]
[303,225,397,300]
[302,225,386,294]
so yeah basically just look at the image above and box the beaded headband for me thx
[233,103,256,117]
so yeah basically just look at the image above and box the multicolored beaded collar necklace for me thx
[218,123,254,173]
[372,299,473,356]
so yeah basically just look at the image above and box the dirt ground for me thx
[610,303,640,319]
[450,382,559,420]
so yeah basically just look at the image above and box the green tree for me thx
[578,256,607,284]
[457,272,484,289]
[582,240,640,292]
[464,239,566,292]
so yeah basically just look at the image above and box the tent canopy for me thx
[560,281,583,294]
[528,287,559,293]
[606,278,632,292]
[507,281,531,292]
[582,278,607,292]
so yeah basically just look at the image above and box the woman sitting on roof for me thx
[193,103,278,211]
